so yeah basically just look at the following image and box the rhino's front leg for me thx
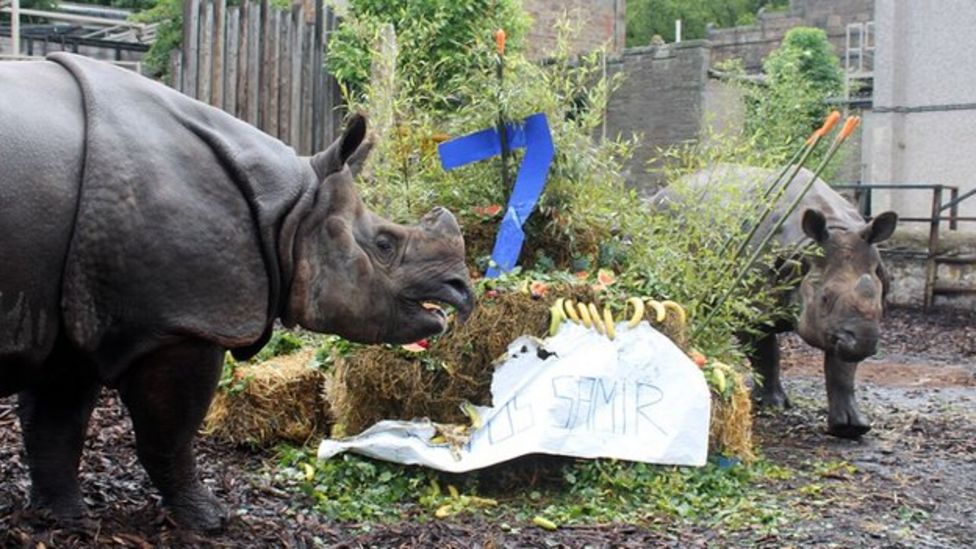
[117,341,227,532]
[18,356,100,518]
[824,351,870,439]
[748,332,791,409]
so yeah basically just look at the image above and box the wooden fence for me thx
[169,0,342,155]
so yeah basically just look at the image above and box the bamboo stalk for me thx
[693,116,861,337]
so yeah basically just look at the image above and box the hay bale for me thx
[204,349,330,447]
[708,369,755,461]
[329,286,605,436]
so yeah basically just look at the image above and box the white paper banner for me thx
[318,322,711,472]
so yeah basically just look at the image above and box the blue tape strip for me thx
[437,113,554,278]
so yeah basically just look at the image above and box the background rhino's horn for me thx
[310,112,368,179]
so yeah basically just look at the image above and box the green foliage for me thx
[277,447,437,521]
[276,448,795,531]
[130,0,182,79]
[328,0,530,109]
[351,17,634,268]
[740,27,844,165]
[626,0,788,46]
[252,330,304,362]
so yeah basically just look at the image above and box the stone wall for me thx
[603,41,713,194]
[522,0,625,59]
[707,0,873,71]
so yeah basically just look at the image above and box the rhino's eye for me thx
[375,233,398,261]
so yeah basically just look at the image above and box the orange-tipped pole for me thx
[820,110,842,135]
[806,110,841,144]
[805,129,821,145]
[838,115,861,141]
[494,29,506,55]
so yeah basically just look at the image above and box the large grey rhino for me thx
[650,164,898,439]
[0,53,474,531]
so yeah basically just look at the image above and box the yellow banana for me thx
[588,303,605,335]
[564,299,581,323]
[661,300,687,326]
[711,361,734,373]
[532,516,558,531]
[603,306,616,340]
[577,302,593,328]
[435,504,453,518]
[548,299,566,336]
[626,297,645,328]
[461,402,483,429]
[712,367,727,393]
[646,300,666,323]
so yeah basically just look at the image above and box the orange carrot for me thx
[838,115,861,140]
[494,29,506,55]
[820,110,842,134]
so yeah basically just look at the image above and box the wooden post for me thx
[311,0,324,152]
[11,0,20,57]
[259,0,270,129]
[169,49,182,90]
[212,0,226,108]
[289,6,305,149]
[182,0,200,97]
[300,24,313,154]
[198,0,213,103]
[224,6,240,115]
[279,10,291,141]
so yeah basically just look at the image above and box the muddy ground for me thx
[1,306,973,548]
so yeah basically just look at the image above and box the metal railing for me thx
[833,183,976,310]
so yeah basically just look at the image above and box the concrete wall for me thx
[861,0,976,231]
[523,0,625,59]
[603,41,712,194]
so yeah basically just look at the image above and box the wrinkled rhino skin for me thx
[650,164,897,439]
[0,54,474,531]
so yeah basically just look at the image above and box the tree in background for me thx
[626,0,789,46]
[741,26,844,164]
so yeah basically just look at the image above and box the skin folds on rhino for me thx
[0,54,474,531]
[650,164,898,439]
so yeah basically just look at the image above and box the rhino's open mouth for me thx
[409,279,474,330]
[422,301,451,323]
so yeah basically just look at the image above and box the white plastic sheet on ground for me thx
[318,321,711,472]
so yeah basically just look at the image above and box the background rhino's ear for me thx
[861,211,898,244]
[309,113,369,179]
[801,208,830,244]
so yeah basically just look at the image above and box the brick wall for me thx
[604,41,712,193]
[522,0,625,59]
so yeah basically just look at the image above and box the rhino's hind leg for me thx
[17,351,100,518]
[824,352,870,439]
[747,332,791,409]
[117,340,227,532]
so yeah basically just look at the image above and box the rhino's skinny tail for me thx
[694,115,861,338]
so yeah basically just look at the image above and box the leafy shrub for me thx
[328,0,530,110]
[740,27,844,165]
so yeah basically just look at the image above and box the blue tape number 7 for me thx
[437,113,554,278]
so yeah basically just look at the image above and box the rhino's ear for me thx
[801,208,830,244]
[310,113,369,179]
[861,211,898,244]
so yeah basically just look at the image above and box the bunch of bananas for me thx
[548,297,687,339]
